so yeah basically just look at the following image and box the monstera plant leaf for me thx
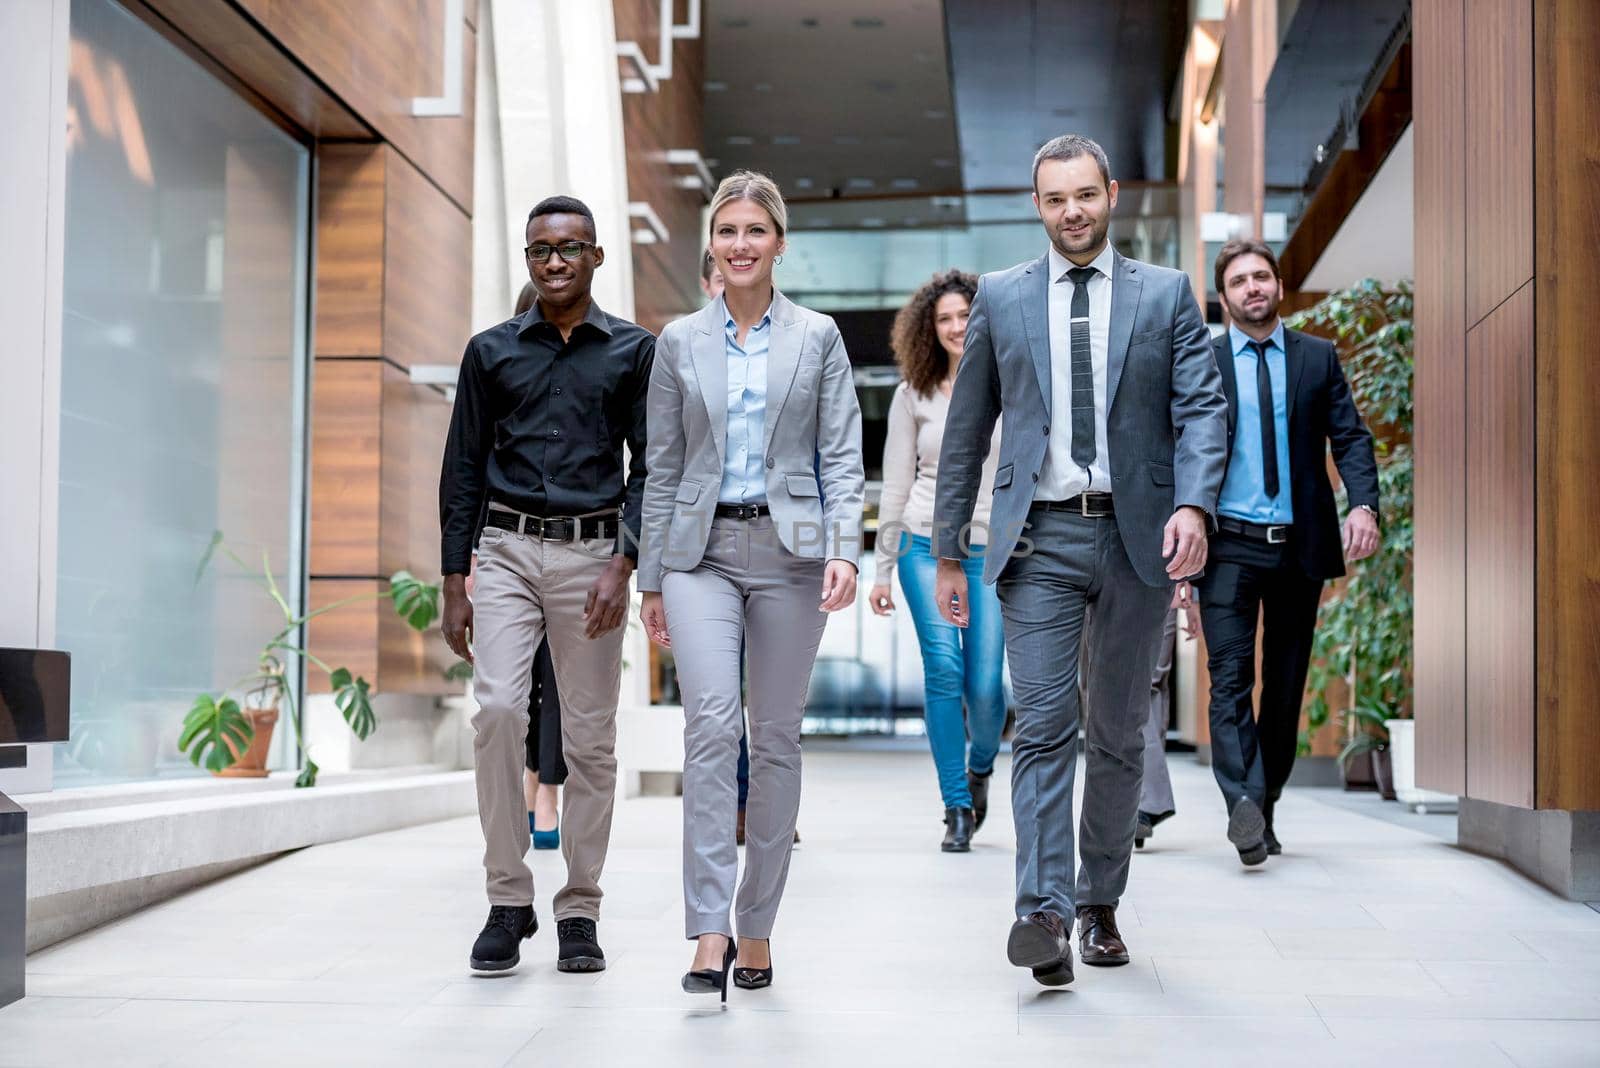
[389,570,440,631]
[330,668,377,740]
[295,757,319,789]
[178,693,252,772]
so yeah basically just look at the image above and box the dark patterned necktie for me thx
[1247,339,1281,498]
[1066,266,1098,469]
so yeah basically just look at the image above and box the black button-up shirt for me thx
[439,300,655,575]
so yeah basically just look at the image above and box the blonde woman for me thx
[638,171,864,999]
[868,270,1006,854]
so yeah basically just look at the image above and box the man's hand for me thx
[1162,505,1209,579]
[1170,580,1201,639]
[867,582,896,616]
[820,560,858,613]
[583,555,635,639]
[640,592,670,648]
[934,558,969,628]
[1343,507,1380,562]
[442,573,473,663]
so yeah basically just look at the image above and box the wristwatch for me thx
[1354,504,1379,520]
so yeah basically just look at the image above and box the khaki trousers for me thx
[470,523,623,918]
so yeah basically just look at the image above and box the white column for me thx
[0,0,69,794]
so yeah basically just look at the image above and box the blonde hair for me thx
[707,170,788,237]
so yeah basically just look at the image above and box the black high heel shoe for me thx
[733,941,773,990]
[681,940,738,1003]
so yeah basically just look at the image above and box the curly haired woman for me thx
[868,269,1007,853]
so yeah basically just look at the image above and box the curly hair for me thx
[891,269,979,398]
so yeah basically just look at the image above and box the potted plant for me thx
[1290,278,1414,796]
[177,532,442,787]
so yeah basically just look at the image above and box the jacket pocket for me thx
[674,479,703,504]
[785,473,820,498]
[993,463,1014,490]
[1148,461,1174,486]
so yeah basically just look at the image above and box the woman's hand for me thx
[640,592,671,648]
[867,582,896,616]
[820,560,858,613]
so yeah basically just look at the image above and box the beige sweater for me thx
[873,381,1001,582]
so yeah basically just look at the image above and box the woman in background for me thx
[868,270,1007,853]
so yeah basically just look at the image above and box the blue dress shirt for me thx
[718,296,771,505]
[1218,321,1294,524]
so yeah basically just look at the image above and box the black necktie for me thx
[1066,266,1097,469]
[1248,339,1281,499]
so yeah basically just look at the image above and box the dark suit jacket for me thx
[1213,326,1379,580]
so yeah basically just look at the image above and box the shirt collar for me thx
[516,296,614,338]
[1229,319,1286,356]
[1048,241,1116,284]
[716,293,773,334]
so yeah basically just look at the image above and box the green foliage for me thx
[443,660,475,682]
[177,536,444,786]
[177,694,251,773]
[1287,278,1414,762]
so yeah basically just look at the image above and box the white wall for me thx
[472,0,634,330]
[0,0,70,794]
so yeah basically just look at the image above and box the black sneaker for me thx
[556,917,607,972]
[469,904,537,972]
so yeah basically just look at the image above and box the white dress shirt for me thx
[1037,242,1114,500]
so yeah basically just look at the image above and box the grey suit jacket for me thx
[934,249,1228,588]
[638,290,865,593]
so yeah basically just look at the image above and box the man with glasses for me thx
[440,196,654,974]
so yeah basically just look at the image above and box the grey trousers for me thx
[662,516,828,940]
[469,523,623,918]
[997,506,1170,920]
[1082,607,1179,816]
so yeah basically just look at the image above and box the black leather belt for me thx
[1040,492,1115,518]
[714,502,771,520]
[1218,516,1291,544]
[484,508,618,542]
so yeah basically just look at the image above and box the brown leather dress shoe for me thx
[1006,911,1074,986]
[1076,904,1130,966]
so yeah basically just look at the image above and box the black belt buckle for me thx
[720,503,764,520]
[534,516,578,542]
[1076,493,1113,518]
[1266,524,1289,545]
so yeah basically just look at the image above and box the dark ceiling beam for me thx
[1278,40,1413,292]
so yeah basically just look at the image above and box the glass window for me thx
[56,0,310,786]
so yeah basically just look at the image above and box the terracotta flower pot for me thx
[216,705,278,778]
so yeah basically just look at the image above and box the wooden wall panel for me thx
[1463,0,1533,327]
[314,144,386,358]
[233,0,477,212]
[305,580,380,694]
[309,361,382,578]
[1534,0,1600,811]
[383,147,472,371]
[1465,283,1535,808]
[616,0,708,334]
[1412,0,1469,794]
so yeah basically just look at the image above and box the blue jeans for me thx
[896,534,1008,809]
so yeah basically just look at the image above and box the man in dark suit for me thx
[1189,239,1380,866]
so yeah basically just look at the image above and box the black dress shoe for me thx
[1134,809,1174,849]
[1263,799,1282,855]
[469,904,537,972]
[1007,911,1074,987]
[556,917,606,972]
[1228,797,1269,867]
[968,769,992,831]
[733,941,774,990]
[682,941,737,1003]
[1076,904,1130,966]
[941,806,974,853]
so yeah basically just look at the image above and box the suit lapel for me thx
[1284,327,1308,440]
[1106,251,1142,411]
[762,290,806,456]
[1215,335,1239,446]
[688,301,727,469]
[1019,255,1052,417]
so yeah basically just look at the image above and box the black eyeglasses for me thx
[525,240,595,263]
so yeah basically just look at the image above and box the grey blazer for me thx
[934,250,1228,588]
[637,290,865,593]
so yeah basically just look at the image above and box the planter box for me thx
[1385,718,1459,813]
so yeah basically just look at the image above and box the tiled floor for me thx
[6,747,1600,1067]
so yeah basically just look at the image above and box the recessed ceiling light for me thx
[704,81,727,92]
[932,158,955,168]
[847,178,875,189]
[726,135,754,146]
[834,135,862,146]
[753,82,773,92]
[861,218,886,227]
[794,177,815,189]
[772,135,800,145]
[924,109,948,120]
[852,17,885,28]
[891,178,919,190]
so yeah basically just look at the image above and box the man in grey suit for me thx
[934,134,1227,987]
